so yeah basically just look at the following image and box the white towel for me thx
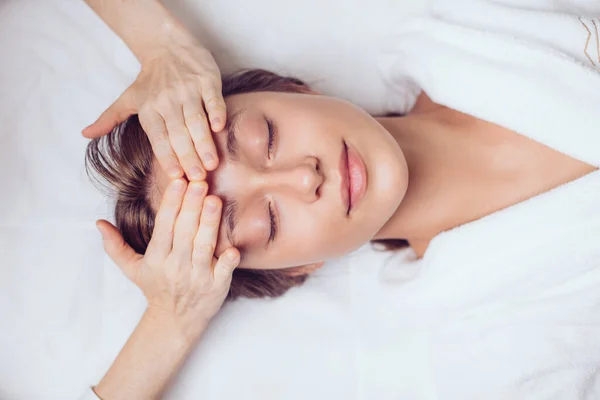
[350,169,600,399]
[361,1,600,398]
[379,0,600,167]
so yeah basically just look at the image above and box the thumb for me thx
[96,219,141,282]
[82,87,136,139]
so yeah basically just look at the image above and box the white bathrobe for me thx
[348,0,600,399]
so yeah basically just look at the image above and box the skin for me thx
[151,91,409,270]
[151,91,597,267]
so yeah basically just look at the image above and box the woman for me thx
[81,0,600,399]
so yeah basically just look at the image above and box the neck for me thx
[373,106,499,257]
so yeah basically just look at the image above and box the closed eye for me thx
[268,202,278,244]
[266,116,276,159]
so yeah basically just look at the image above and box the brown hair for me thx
[85,70,323,301]
[85,69,408,300]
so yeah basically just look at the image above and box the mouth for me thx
[339,140,367,215]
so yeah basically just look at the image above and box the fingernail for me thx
[171,180,185,192]
[211,117,221,127]
[203,153,216,166]
[228,250,238,261]
[205,200,217,213]
[190,166,204,180]
[168,166,181,178]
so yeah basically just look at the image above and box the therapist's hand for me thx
[96,179,239,342]
[82,35,226,181]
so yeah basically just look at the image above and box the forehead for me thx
[150,158,235,255]
[225,90,318,112]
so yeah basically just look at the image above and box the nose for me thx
[258,156,323,202]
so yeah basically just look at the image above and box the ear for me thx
[285,262,324,277]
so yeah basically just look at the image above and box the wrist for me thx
[108,0,200,65]
[137,24,202,66]
[144,305,209,346]
[133,1,202,66]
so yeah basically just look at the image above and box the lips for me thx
[339,142,351,214]
[339,141,367,215]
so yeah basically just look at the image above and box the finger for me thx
[191,195,222,281]
[146,179,187,261]
[202,84,227,133]
[212,247,240,287]
[96,219,141,282]
[183,90,219,171]
[161,104,206,181]
[139,109,183,179]
[172,181,208,258]
[82,87,136,139]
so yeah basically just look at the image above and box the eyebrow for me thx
[225,110,244,162]
[222,194,246,257]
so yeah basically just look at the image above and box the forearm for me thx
[84,0,193,63]
[93,308,206,400]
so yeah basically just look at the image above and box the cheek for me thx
[283,209,367,262]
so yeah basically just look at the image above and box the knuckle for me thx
[155,93,172,108]
[217,261,233,275]
[169,134,191,151]
[164,265,179,282]
[175,251,192,267]
[195,280,212,293]
[200,71,220,83]
[156,100,177,116]
[194,243,216,256]
[155,212,174,226]
[184,83,200,97]
[211,79,223,90]
[204,96,224,108]
[153,141,174,158]
[168,123,188,137]
[192,252,206,266]
[175,245,193,259]
[140,118,166,137]
[185,111,208,124]
[150,125,169,138]
[183,156,203,170]
[198,135,214,145]
[165,86,180,99]
[138,102,156,115]
[203,218,220,228]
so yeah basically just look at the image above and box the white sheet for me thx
[0,1,431,399]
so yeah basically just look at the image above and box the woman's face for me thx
[153,91,408,269]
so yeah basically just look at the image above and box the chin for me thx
[360,125,409,240]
